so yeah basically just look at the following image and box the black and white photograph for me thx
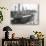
[11,3,39,25]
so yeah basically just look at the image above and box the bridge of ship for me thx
[13,10,37,18]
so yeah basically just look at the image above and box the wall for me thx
[0,0,46,46]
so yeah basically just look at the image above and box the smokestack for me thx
[18,3,20,12]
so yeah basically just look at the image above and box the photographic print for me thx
[11,3,39,25]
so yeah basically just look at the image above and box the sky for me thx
[11,4,38,11]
